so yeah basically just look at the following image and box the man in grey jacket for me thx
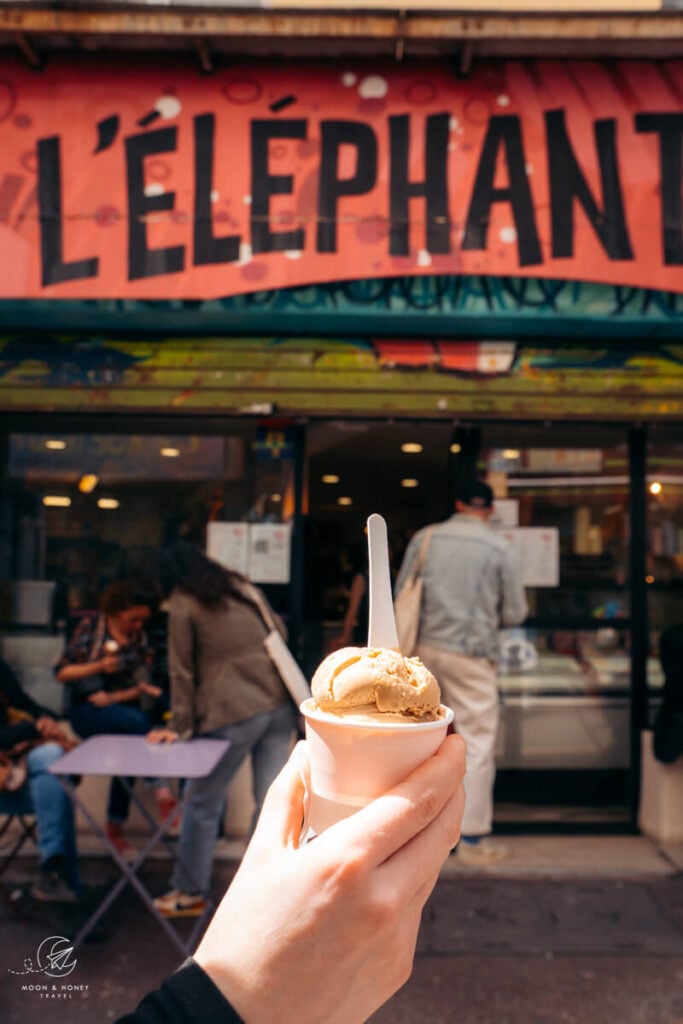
[395,479,527,864]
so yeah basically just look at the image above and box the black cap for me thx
[457,479,493,509]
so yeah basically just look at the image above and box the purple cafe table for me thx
[50,734,230,955]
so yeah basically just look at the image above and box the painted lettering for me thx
[389,113,451,256]
[37,136,99,286]
[546,109,632,260]
[194,113,241,266]
[317,120,378,252]
[635,112,683,265]
[251,119,307,254]
[462,115,542,267]
[125,126,185,280]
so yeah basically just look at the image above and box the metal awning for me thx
[2,2,683,70]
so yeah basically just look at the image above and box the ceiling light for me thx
[160,447,181,458]
[646,575,655,584]
[322,474,340,484]
[401,442,423,453]
[337,496,353,506]
[401,478,419,488]
[503,449,521,460]
[45,439,66,451]
[43,496,71,508]
[78,474,99,494]
[450,443,462,454]
[97,498,120,510]
[270,493,282,503]
[649,481,663,495]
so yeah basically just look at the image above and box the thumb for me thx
[250,741,309,852]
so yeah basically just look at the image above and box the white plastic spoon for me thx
[367,513,400,650]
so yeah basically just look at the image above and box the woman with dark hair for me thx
[55,579,174,861]
[148,540,297,918]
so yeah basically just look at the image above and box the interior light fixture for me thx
[337,496,353,506]
[322,474,340,484]
[401,442,423,453]
[160,447,181,458]
[645,575,655,584]
[43,495,71,508]
[450,443,462,454]
[78,474,99,494]
[401,478,419,488]
[97,498,120,510]
[45,439,66,451]
[270,493,282,503]
[649,481,663,495]
[502,449,521,460]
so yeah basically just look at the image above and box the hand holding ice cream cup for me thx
[301,514,454,834]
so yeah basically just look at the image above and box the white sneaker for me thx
[153,889,207,918]
[453,838,508,866]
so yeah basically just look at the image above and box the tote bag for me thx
[394,529,433,656]
[245,583,312,707]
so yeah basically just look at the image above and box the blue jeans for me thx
[69,703,153,824]
[4,743,79,888]
[172,703,297,895]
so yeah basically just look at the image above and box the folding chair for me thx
[0,790,38,910]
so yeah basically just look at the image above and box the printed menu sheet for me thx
[207,522,292,584]
[498,527,560,588]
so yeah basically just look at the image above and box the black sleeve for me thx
[0,720,41,753]
[653,706,683,764]
[114,959,245,1024]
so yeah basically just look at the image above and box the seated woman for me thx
[55,580,175,861]
[0,655,79,903]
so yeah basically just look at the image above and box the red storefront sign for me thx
[1,56,682,298]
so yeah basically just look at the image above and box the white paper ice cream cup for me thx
[300,697,454,834]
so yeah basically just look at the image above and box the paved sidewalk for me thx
[2,835,682,1024]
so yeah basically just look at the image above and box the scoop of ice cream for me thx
[311,646,441,721]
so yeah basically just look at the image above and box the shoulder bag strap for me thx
[239,581,277,633]
[407,528,434,585]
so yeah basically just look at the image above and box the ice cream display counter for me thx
[496,647,664,771]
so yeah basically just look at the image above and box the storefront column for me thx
[629,424,649,826]
[289,423,307,663]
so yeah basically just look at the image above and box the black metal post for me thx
[289,422,307,662]
[628,424,648,829]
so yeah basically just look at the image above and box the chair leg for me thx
[0,815,38,916]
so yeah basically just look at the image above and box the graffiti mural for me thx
[2,333,682,421]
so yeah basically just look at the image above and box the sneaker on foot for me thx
[153,889,207,918]
[105,822,138,864]
[31,868,78,904]
[453,838,508,866]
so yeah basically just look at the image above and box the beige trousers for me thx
[417,642,499,837]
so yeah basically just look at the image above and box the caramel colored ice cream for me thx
[311,646,441,722]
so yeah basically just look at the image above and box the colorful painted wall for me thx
[2,334,682,420]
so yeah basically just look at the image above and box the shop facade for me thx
[1,43,682,832]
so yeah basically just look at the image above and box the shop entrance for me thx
[304,419,681,830]
[4,416,681,831]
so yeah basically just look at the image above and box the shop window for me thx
[3,428,294,626]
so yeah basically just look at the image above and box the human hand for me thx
[146,728,179,744]
[35,716,67,742]
[137,681,163,698]
[100,655,121,674]
[195,734,465,1024]
[87,690,113,707]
